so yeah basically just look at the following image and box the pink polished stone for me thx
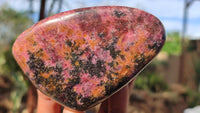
[12,6,165,111]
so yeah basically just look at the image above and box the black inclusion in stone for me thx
[27,50,65,95]
[54,74,62,81]
[70,53,79,65]
[83,59,106,78]
[134,54,146,69]
[63,87,79,108]
[137,16,144,23]
[54,63,63,74]
[105,36,121,59]
[105,76,130,96]
[54,85,63,95]
[96,60,106,73]
[107,74,113,80]
[97,80,104,86]
[80,97,92,108]
[118,76,130,86]
[108,61,114,67]
[70,53,83,76]
[112,36,119,44]
[98,32,106,38]
[104,84,116,96]
[45,75,63,95]
[70,67,81,77]
[33,41,37,46]
[148,42,160,53]
[114,10,126,18]
[162,33,166,40]
[126,65,131,68]
[109,45,121,59]
[27,51,46,76]
[67,75,80,88]
[66,39,72,47]
[120,55,125,60]
[35,75,45,84]
[80,97,99,109]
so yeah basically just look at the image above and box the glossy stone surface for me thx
[12,6,165,111]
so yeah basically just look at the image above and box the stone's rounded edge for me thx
[25,6,165,35]
[35,85,87,111]
[161,29,166,49]
[77,6,166,42]
[13,6,166,50]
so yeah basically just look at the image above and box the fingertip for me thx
[63,107,85,113]
[36,90,61,113]
[98,85,129,113]
[37,90,85,113]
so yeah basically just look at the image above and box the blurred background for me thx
[0,0,200,113]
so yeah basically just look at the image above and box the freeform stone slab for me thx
[12,6,165,111]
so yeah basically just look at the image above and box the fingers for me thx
[36,90,62,113]
[36,77,136,113]
[63,107,85,113]
[37,90,85,113]
[98,85,129,113]
[98,78,136,113]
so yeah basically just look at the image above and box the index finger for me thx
[37,90,62,113]
[37,90,85,113]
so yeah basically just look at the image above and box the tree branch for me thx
[57,0,63,13]
[39,0,46,20]
[48,0,56,16]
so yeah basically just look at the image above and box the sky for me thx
[0,0,200,39]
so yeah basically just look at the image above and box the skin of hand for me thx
[36,78,136,113]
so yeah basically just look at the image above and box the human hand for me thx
[36,79,135,113]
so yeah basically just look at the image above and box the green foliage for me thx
[0,6,33,113]
[134,73,168,92]
[194,59,200,91]
[2,41,21,73]
[187,40,197,52]
[0,5,33,74]
[161,32,182,55]
[0,5,33,49]
[185,89,200,107]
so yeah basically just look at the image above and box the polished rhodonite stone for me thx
[12,6,165,111]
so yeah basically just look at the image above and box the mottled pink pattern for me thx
[12,6,165,111]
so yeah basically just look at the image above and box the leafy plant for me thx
[134,72,168,92]
[185,89,200,108]
[194,59,200,92]
[161,32,182,55]
[0,6,33,113]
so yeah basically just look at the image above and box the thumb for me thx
[36,90,62,113]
